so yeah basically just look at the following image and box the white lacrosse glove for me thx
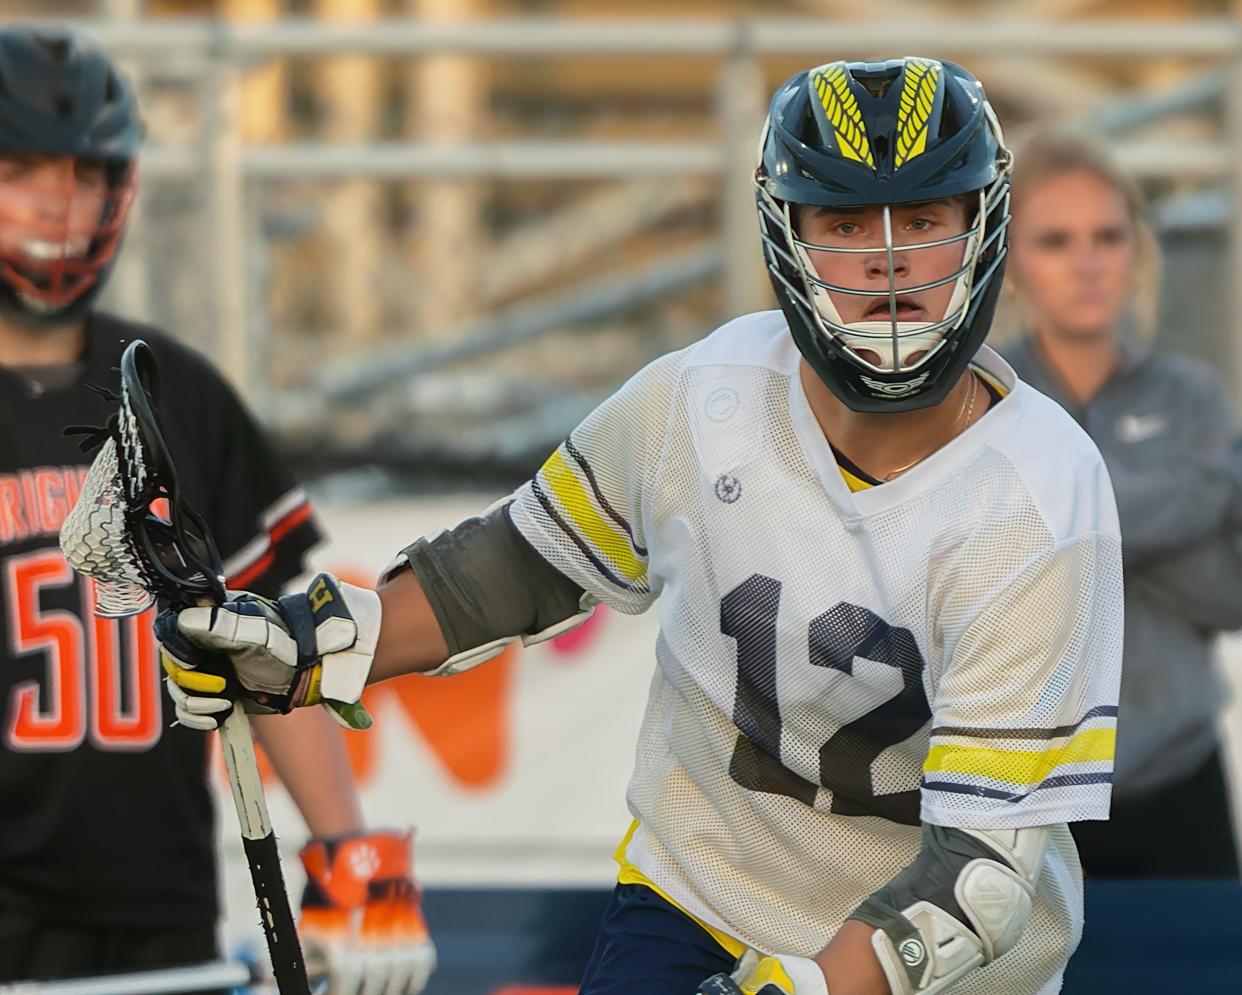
[697,949,829,995]
[299,830,436,995]
[158,572,379,732]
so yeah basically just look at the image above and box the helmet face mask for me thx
[760,180,1010,375]
[0,29,142,328]
[754,58,1013,412]
[0,152,136,321]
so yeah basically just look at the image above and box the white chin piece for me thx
[839,322,944,372]
[804,273,950,374]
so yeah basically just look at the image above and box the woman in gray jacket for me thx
[1002,130,1242,876]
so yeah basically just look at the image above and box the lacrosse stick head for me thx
[60,339,226,616]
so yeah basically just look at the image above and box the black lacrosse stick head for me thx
[115,340,227,608]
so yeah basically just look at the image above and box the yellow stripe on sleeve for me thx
[540,449,647,583]
[923,727,1115,787]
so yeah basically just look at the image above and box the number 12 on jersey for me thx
[723,573,931,825]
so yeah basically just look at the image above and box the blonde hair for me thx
[994,129,1161,346]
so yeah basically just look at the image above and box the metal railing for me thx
[44,16,1242,58]
[0,961,255,995]
[22,13,1242,419]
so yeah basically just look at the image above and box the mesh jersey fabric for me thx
[509,310,1123,992]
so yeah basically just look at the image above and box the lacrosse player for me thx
[164,58,1123,995]
[0,27,433,993]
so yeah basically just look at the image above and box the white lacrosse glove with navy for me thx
[697,950,829,995]
[157,572,379,732]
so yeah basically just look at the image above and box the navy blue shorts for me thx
[579,883,737,994]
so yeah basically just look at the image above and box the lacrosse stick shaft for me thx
[219,703,310,995]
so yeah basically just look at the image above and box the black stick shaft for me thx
[218,702,310,994]
[242,833,310,994]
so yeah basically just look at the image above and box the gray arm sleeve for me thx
[394,502,586,657]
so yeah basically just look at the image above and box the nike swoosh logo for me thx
[1116,413,1167,443]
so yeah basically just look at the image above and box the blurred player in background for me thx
[0,27,434,992]
[1002,130,1241,878]
[162,58,1124,995]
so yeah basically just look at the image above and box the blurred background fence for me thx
[6,0,1242,491]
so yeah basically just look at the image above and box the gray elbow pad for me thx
[389,501,589,667]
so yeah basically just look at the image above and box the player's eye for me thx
[1033,231,1070,250]
[908,217,934,232]
[1095,226,1128,247]
[0,159,31,181]
[833,221,859,236]
[74,158,108,188]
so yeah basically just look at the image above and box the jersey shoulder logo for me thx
[704,386,740,423]
[714,474,742,504]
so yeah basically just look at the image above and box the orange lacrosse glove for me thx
[298,829,436,995]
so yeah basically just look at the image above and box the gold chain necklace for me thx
[881,371,978,482]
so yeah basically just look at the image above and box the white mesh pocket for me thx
[59,437,154,618]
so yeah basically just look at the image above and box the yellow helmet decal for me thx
[894,59,942,169]
[812,62,875,168]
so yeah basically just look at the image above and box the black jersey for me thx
[0,313,320,927]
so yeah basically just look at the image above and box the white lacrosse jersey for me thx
[509,310,1123,994]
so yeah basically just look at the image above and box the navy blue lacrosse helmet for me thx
[755,57,1012,412]
[0,27,142,326]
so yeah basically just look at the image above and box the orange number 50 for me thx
[5,549,161,752]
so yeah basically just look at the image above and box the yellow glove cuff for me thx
[161,650,227,694]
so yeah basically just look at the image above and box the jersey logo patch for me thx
[714,474,742,504]
[704,386,740,422]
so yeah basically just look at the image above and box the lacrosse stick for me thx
[59,340,310,995]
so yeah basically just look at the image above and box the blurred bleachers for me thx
[3,0,1238,487]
